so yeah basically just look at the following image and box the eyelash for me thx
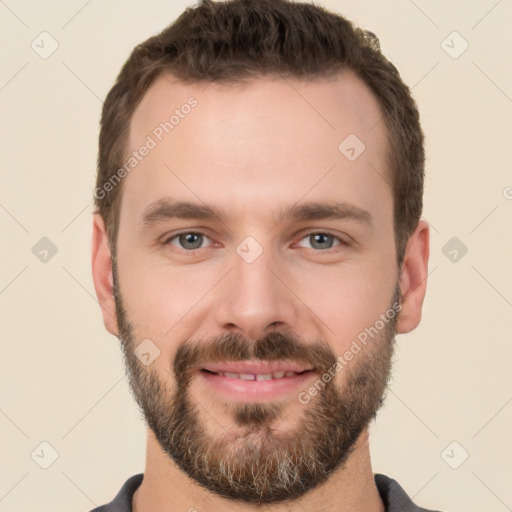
[162,230,348,253]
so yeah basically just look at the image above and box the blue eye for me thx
[163,231,346,253]
[296,232,343,251]
[167,232,212,250]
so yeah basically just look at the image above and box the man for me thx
[91,0,437,510]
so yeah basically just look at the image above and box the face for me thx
[94,71,425,505]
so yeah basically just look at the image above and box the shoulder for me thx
[374,473,445,512]
[88,473,144,512]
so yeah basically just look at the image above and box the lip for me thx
[197,365,316,402]
[201,360,315,374]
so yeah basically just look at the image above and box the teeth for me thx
[256,373,273,381]
[213,370,306,380]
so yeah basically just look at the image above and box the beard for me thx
[112,265,400,505]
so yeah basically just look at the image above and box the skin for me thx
[92,70,429,512]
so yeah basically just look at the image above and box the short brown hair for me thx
[95,0,424,266]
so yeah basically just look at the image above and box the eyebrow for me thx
[140,197,373,228]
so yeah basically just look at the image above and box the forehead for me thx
[122,71,390,227]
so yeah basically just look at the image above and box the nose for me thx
[213,244,299,340]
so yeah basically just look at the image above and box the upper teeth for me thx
[215,370,303,381]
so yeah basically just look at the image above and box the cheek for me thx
[117,248,216,337]
[295,261,397,338]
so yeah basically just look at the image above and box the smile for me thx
[201,369,310,381]
[198,364,316,401]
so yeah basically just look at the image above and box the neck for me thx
[133,428,384,512]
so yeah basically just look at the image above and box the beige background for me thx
[1,0,511,511]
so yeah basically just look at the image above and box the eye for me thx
[162,230,347,253]
[295,232,345,251]
[164,232,213,251]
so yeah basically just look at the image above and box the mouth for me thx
[197,361,316,401]
[200,368,312,381]
[200,360,315,379]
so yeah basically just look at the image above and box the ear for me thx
[396,220,430,334]
[91,214,119,336]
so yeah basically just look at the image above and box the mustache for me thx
[173,330,338,380]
